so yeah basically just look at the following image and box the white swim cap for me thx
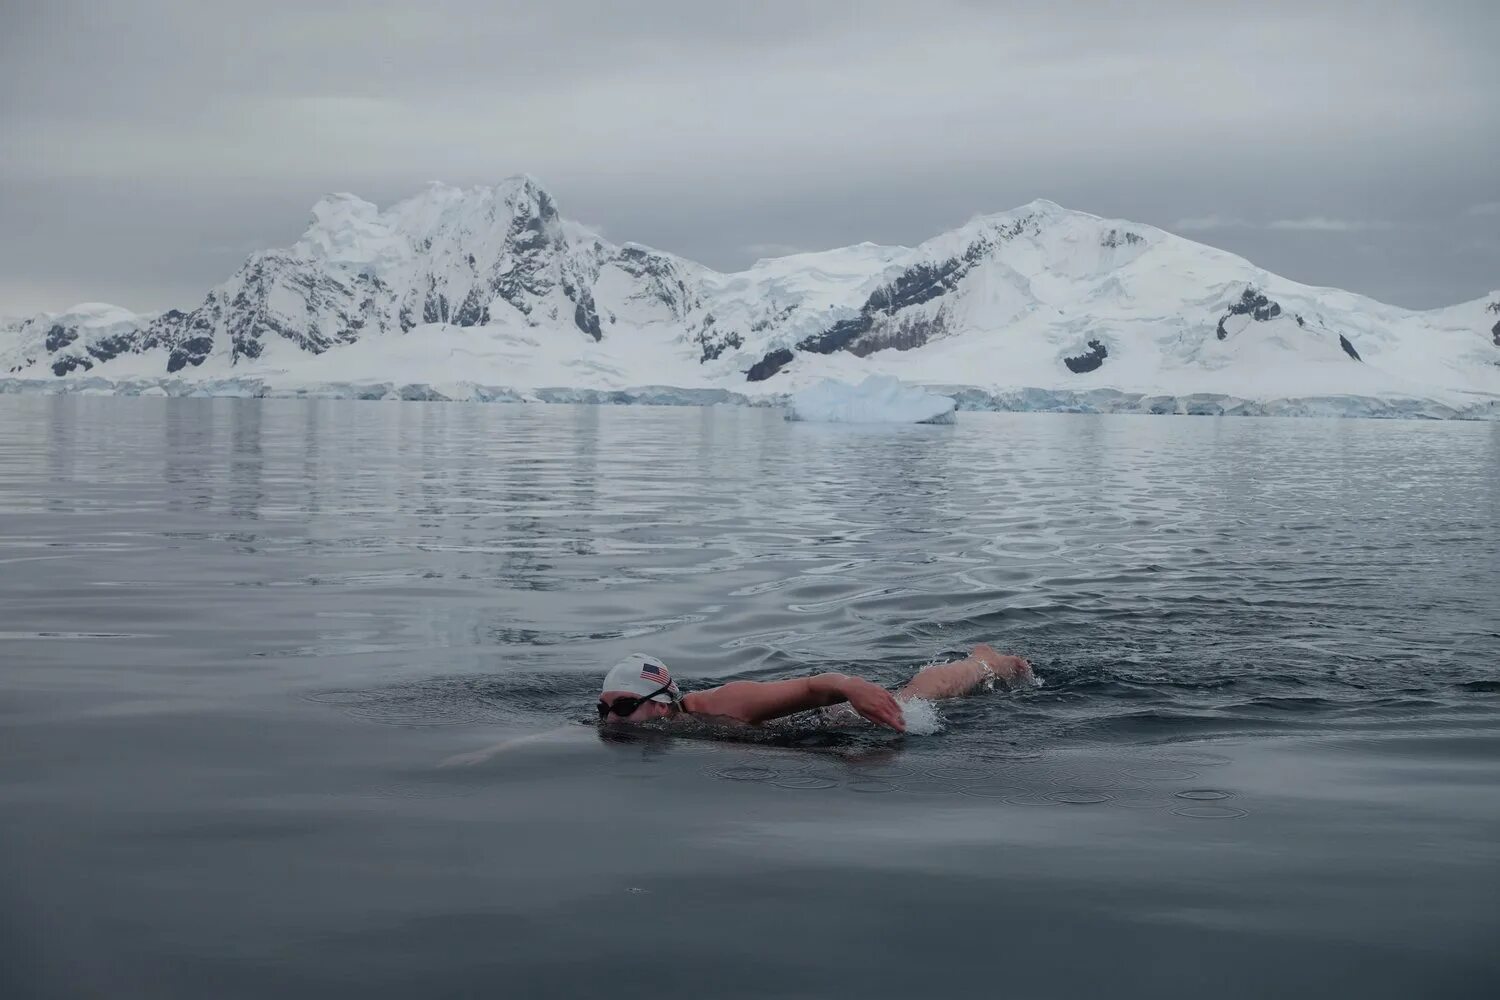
[601,654,680,703]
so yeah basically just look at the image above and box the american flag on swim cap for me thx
[602,654,679,702]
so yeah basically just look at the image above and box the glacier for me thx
[0,374,1479,421]
[2,176,1498,420]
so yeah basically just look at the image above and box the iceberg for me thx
[787,375,957,424]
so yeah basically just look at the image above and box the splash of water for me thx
[899,697,945,736]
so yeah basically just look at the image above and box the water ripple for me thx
[2,399,1497,775]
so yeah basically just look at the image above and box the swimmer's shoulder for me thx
[680,688,715,715]
[680,688,759,728]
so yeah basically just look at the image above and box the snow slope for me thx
[3,179,1497,418]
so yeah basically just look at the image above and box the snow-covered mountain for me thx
[3,175,1497,417]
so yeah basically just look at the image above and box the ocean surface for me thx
[2,396,1497,1000]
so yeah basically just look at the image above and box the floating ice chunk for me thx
[787,375,957,424]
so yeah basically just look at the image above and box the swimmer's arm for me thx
[686,674,905,732]
[894,645,1032,701]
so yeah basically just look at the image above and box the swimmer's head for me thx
[597,654,680,724]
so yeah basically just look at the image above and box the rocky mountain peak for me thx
[3,179,1496,415]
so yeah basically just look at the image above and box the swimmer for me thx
[438,644,1031,767]
[598,644,1032,734]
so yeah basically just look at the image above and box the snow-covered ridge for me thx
[3,176,1497,419]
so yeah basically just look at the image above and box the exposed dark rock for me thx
[134,309,182,354]
[1217,286,1283,339]
[1235,287,1278,319]
[494,265,545,311]
[452,288,486,327]
[45,324,76,353]
[1339,334,1362,361]
[167,334,214,373]
[612,246,695,313]
[866,251,972,314]
[1295,314,1305,328]
[86,333,135,363]
[214,254,380,360]
[1101,229,1144,249]
[1064,339,1108,373]
[483,191,567,320]
[693,309,755,362]
[697,331,742,362]
[992,216,1041,243]
[52,355,93,376]
[749,309,784,333]
[746,347,794,381]
[849,311,949,356]
[1491,318,1499,347]
[788,239,992,363]
[124,306,213,373]
[692,316,743,362]
[737,229,1027,381]
[796,314,874,356]
[573,294,602,341]
[423,290,448,324]
[1234,288,1264,321]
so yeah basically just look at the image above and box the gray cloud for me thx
[744,243,813,260]
[2,0,1497,314]
[1267,217,1397,233]
[1172,216,1254,233]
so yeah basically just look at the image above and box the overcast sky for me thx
[2,0,1496,316]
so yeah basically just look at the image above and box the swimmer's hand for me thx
[970,645,1033,685]
[836,676,906,732]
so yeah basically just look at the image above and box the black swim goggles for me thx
[597,682,676,720]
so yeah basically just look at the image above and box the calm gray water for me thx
[3,396,1498,1000]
